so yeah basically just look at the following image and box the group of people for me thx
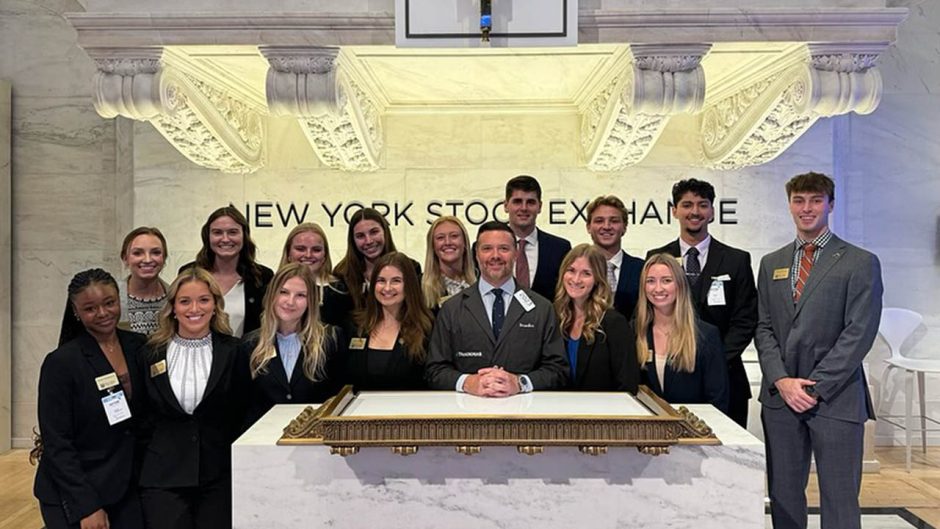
[34,172,882,529]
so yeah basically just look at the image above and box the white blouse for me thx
[223,281,246,338]
[167,334,213,414]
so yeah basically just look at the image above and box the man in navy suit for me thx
[585,195,644,320]
[503,175,571,302]
[647,179,758,427]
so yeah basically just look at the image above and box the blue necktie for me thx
[491,288,505,339]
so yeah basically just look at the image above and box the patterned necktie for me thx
[685,247,701,287]
[515,239,530,289]
[607,261,618,292]
[491,288,505,339]
[794,243,816,302]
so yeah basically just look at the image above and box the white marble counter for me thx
[233,395,765,529]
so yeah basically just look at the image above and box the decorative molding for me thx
[91,47,265,173]
[262,47,383,171]
[699,44,884,170]
[582,45,709,171]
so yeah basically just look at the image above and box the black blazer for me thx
[646,239,758,402]
[638,320,730,413]
[179,262,274,335]
[611,250,645,321]
[320,280,355,328]
[34,330,147,523]
[138,333,243,488]
[566,309,639,393]
[237,327,346,430]
[342,321,427,391]
[530,229,572,302]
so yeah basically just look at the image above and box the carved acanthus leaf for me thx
[299,76,382,172]
[267,55,337,74]
[634,55,703,73]
[95,58,160,76]
[811,53,879,73]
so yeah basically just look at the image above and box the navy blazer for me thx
[529,229,572,302]
[237,327,346,431]
[34,330,147,523]
[138,333,243,488]
[566,309,639,393]
[638,320,730,413]
[611,250,645,321]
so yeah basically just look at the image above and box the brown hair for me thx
[195,206,264,287]
[585,195,629,225]
[553,244,611,344]
[334,208,397,310]
[785,172,835,202]
[120,226,168,261]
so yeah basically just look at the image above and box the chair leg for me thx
[906,370,913,472]
[917,371,927,454]
[877,364,896,417]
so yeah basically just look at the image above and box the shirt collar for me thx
[678,235,711,257]
[608,249,624,268]
[478,276,516,297]
[795,228,832,250]
[517,226,539,247]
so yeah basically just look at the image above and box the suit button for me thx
[286,394,293,400]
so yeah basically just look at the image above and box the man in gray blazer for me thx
[426,221,569,395]
[756,172,883,529]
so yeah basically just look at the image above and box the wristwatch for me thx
[804,385,819,399]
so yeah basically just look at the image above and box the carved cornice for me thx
[91,48,265,173]
[699,45,883,170]
[263,47,383,171]
[583,45,709,171]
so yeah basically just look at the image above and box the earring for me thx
[73,313,80,321]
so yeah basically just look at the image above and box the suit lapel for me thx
[79,333,115,379]
[198,333,229,410]
[575,338,593,386]
[268,341,291,390]
[495,291,526,354]
[794,237,848,317]
[464,286,496,345]
[150,345,187,415]
[695,240,724,305]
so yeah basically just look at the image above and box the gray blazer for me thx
[425,282,569,391]
[755,234,882,423]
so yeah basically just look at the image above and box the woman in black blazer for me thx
[554,244,638,393]
[34,268,147,529]
[343,252,433,391]
[238,263,344,430]
[138,267,243,529]
[635,253,729,412]
[277,222,353,327]
[181,206,273,337]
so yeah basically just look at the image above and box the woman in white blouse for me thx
[138,267,243,529]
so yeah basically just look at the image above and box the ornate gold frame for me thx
[279,386,718,456]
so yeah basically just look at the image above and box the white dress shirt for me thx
[166,334,213,415]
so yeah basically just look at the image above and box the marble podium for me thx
[232,393,765,529]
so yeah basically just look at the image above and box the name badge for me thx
[456,351,483,358]
[102,390,132,425]
[95,372,120,391]
[518,322,535,329]
[150,359,167,378]
[514,291,536,312]
[349,337,367,350]
[707,279,726,307]
[773,268,790,280]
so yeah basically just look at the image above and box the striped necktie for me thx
[794,243,816,302]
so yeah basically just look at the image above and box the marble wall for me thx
[2,0,938,448]
[1,80,11,451]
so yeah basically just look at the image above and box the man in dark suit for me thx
[756,172,882,529]
[503,175,571,302]
[426,221,569,395]
[647,179,758,427]
[585,195,644,320]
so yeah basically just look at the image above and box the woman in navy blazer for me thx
[34,269,147,529]
[635,253,729,412]
[138,267,243,529]
[554,244,638,393]
[238,263,344,430]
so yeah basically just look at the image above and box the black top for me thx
[236,327,346,430]
[341,322,426,391]
[565,309,639,393]
[34,330,147,524]
[320,280,354,328]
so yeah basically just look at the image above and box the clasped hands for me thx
[774,377,818,413]
[463,366,521,398]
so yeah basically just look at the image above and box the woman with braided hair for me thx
[34,268,148,529]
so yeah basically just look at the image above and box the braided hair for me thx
[58,268,119,346]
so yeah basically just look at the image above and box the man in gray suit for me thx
[756,172,883,529]
[426,221,568,395]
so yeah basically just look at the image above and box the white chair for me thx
[876,307,940,471]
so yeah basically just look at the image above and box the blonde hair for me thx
[635,253,697,373]
[148,267,232,350]
[553,244,611,345]
[278,223,333,284]
[249,263,333,381]
[422,216,475,308]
